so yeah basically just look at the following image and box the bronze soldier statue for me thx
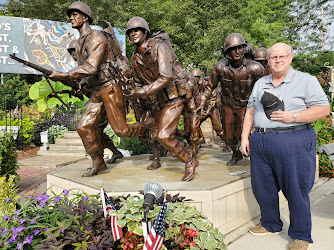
[244,43,255,60]
[193,69,229,151]
[49,1,143,177]
[199,33,265,165]
[254,47,271,75]
[190,69,205,145]
[124,16,199,181]
[66,39,124,164]
[181,68,201,155]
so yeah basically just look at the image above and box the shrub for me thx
[30,111,77,146]
[104,124,119,145]
[47,125,69,144]
[0,132,19,181]
[0,175,19,217]
[316,120,334,178]
[117,137,151,156]
[0,117,35,145]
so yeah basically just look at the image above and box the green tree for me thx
[0,75,33,109]
[2,0,334,74]
[292,50,334,76]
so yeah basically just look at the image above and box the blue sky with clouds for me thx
[0,0,7,4]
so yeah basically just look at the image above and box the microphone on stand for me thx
[142,182,164,239]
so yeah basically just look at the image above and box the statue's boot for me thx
[149,147,167,160]
[191,142,200,157]
[222,141,231,152]
[199,128,205,145]
[101,132,124,164]
[160,146,168,157]
[83,153,107,177]
[227,147,243,166]
[106,151,123,164]
[176,150,199,182]
[147,146,161,170]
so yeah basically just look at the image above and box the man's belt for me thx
[255,124,311,134]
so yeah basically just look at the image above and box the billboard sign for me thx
[0,15,126,74]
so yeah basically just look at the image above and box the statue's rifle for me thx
[9,53,86,108]
[101,21,133,91]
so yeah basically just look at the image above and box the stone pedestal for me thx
[47,147,287,239]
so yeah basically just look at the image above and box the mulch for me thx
[16,146,39,160]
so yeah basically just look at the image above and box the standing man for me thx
[254,47,271,75]
[124,16,198,181]
[241,42,330,250]
[49,1,143,177]
[199,33,265,165]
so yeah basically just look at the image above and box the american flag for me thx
[143,200,167,250]
[101,188,123,242]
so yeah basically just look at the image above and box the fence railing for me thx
[0,100,23,150]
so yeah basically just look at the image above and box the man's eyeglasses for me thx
[268,53,291,61]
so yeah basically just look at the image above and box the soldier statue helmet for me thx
[191,68,202,78]
[66,1,93,24]
[244,43,255,60]
[222,33,247,55]
[126,16,150,37]
[254,47,268,61]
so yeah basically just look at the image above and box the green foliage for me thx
[104,124,119,145]
[117,137,150,156]
[0,189,226,249]
[114,195,226,250]
[0,175,19,217]
[0,117,35,145]
[0,75,33,109]
[0,132,19,180]
[0,190,116,250]
[47,125,69,144]
[29,77,89,112]
[292,51,334,76]
[316,120,334,178]
[3,0,334,74]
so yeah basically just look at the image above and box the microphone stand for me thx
[143,206,151,240]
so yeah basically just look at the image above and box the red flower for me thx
[189,241,196,247]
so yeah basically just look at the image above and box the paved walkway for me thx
[17,155,86,197]
[227,178,334,250]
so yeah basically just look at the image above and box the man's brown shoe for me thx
[289,240,311,250]
[249,225,282,236]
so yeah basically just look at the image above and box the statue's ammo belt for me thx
[221,96,247,108]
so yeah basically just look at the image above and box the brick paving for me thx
[17,166,56,197]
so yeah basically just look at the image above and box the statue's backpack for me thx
[152,30,187,97]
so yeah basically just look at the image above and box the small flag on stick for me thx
[143,200,167,250]
[101,188,123,242]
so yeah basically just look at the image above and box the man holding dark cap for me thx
[241,42,330,250]
[260,91,285,119]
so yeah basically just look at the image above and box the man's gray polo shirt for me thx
[247,67,329,128]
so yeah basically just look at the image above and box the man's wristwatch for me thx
[292,112,298,123]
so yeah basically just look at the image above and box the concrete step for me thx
[54,138,83,145]
[49,144,85,151]
[63,131,81,139]
[37,150,87,157]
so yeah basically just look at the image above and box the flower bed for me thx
[0,190,226,250]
